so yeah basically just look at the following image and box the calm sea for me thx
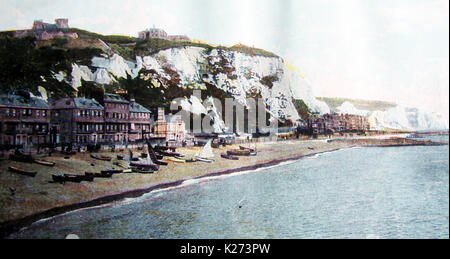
[11,137,449,239]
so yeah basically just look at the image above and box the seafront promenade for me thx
[0,135,447,237]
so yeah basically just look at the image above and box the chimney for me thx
[158,107,165,121]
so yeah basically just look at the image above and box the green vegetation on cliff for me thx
[0,26,290,123]
[0,35,102,97]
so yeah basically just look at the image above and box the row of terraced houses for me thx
[306,113,370,134]
[0,92,187,146]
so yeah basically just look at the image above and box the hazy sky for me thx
[2,0,449,116]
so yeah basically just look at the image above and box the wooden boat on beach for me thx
[90,154,112,161]
[85,171,113,178]
[8,166,37,177]
[67,173,94,182]
[113,161,129,169]
[154,145,176,152]
[52,174,80,183]
[156,150,183,157]
[52,173,94,183]
[9,150,34,163]
[249,150,257,156]
[52,173,93,183]
[166,157,186,163]
[221,153,239,160]
[239,145,255,152]
[227,149,251,156]
[146,143,168,165]
[101,169,123,174]
[62,151,76,155]
[129,161,159,171]
[131,167,154,174]
[34,159,56,167]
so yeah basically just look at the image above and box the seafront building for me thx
[0,94,50,146]
[128,99,152,142]
[0,92,153,146]
[1,90,372,148]
[50,97,104,144]
[307,113,370,134]
[152,107,190,145]
[103,93,131,143]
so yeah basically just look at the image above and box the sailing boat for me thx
[195,139,215,163]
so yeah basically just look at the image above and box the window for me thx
[36,110,40,117]
[42,110,47,117]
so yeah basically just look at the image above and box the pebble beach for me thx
[0,135,446,237]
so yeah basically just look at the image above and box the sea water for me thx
[11,141,449,239]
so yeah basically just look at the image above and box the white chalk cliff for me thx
[334,101,448,131]
[64,46,447,132]
[67,47,329,131]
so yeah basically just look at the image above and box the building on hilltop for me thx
[32,18,69,30]
[167,35,191,41]
[0,93,50,146]
[138,28,168,39]
[138,27,190,41]
[14,18,78,40]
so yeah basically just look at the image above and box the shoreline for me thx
[1,136,447,238]
[1,145,350,238]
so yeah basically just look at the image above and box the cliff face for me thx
[67,46,330,126]
[333,101,449,131]
[1,31,332,132]
[3,30,445,132]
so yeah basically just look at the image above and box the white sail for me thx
[196,139,214,159]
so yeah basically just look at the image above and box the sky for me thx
[2,0,449,117]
